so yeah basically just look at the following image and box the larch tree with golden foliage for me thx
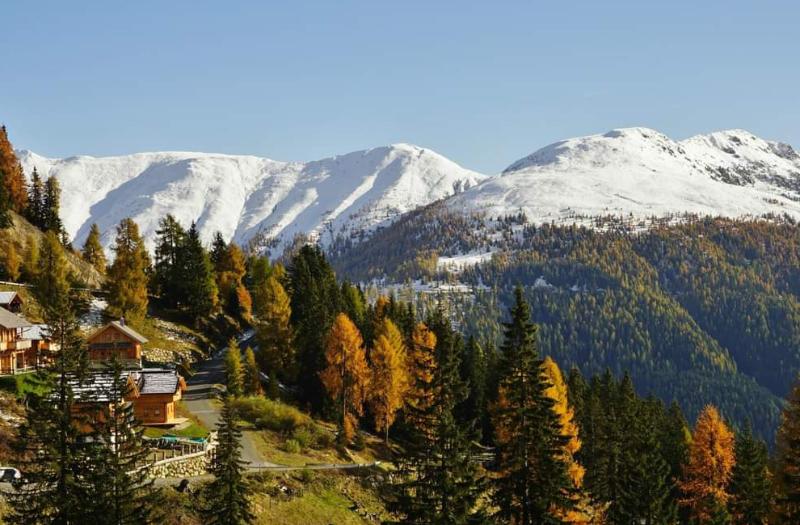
[320,313,370,443]
[0,125,28,215]
[369,318,409,444]
[106,218,150,322]
[254,275,295,397]
[2,242,21,281]
[217,242,252,321]
[543,357,597,525]
[679,405,736,524]
[406,322,437,416]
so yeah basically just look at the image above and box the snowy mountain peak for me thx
[17,144,485,257]
[450,127,800,227]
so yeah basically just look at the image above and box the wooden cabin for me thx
[0,292,23,314]
[0,307,33,375]
[87,320,147,369]
[27,324,60,368]
[131,369,187,425]
[72,369,187,427]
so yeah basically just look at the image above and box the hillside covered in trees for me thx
[330,203,800,440]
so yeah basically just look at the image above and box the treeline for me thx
[230,243,800,524]
[331,206,800,441]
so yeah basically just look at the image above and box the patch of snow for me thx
[437,250,496,272]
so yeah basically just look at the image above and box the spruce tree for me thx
[728,419,771,525]
[153,214,187,304]
[203,396,255,525]
[286,244,341,411]
[183,222,218,321]
[106,218,150,322]
[26,166,45,228]
[8,231,94,524]
[82,223,107,274]
[226,339,245,398]
[491,287,574,525]
[459,335,487,434]
[43,176,65,236]
[209,231,228,272]
[88,355,156,525]
[387,307,488,525]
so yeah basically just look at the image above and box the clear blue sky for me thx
[1,0,798,173]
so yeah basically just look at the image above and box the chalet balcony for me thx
[0,365,37,376]
[0,339,32,351]
[90,357,142,369]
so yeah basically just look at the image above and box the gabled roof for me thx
[65,373,140,402]
[0,306,32,330]
[0,291,22,305]
[133,369,186,395]
[88,320,148,344]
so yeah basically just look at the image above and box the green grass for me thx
[0,372,48,398]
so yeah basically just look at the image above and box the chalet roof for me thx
[133,369,185,395]
[88,320,148,344]
[0,306,32,329]
[0,292,21,305]
[26,324,51,341]
[66,373,140,402]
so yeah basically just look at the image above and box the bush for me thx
[298,469,313,484]
[351,432,366,451]
[233,396,309,434]
[314,428,336,449]
[292,426,314,449]
[284,439,301,454]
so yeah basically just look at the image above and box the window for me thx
[106,333,112,342]
[154,409,161,416]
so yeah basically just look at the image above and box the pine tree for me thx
[82,223,107,274]
[153,214,186,304]
[202,396,255,525]
[0,125,28,214]
[459,335,487,435]
[728,419,771,525]
[43,176,64,236]
[320,313,369,443]
[369,318,409,444]
[8,230,94,524]
[183,222,218,321]
[774,369,800,523]
[242,347,262,396]
[680,405,736,524]
[226,339,245,398]
[88,355,156,525]
[254,275,295,393]
[287,244,341,411]
[26,166,45,228]
[106,218,150,322]
[491,287,575,525]
[618,397,677,525]
[209,231,228,272]
[387,307,488,525]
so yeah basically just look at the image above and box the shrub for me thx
[284,439,301,454]
[233,396,308,433]
[292,426,314,449]
[314,428,336,449]
[351,432,366,451]
[298,469,313,484]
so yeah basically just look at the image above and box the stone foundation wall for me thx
[145,447,215,478]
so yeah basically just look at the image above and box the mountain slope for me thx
[17,145,484,256]
[447,127,800,225]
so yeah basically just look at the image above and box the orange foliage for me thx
[320,313,370,442]
[0,126,27,213]
[369,327,410,443]
[407,322,437,411]
[679,405,736,523]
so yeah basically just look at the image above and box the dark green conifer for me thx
[202,396,255,525]
[491,287,574,525]
[728,419,771,525]
[183,221,218,321]
[153,214,188,304]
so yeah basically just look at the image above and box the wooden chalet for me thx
[0,306,34,375]
[0,291,23,313]
[87,319,147,369]
[72,369,187,427]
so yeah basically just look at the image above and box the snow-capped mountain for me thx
[16,144,485,255]
[447,127,800,225]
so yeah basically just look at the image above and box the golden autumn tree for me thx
[542,357,598,524]
[254,275,295,395]
[320,313,370,443]
[105,218,150,322]
[406,322,437,414]
[0,125,28,213]
[679,405,736,523]
[2,242,21,281]
[775,370,800,523]
[369,318,409,444]
[217,242,252,320]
